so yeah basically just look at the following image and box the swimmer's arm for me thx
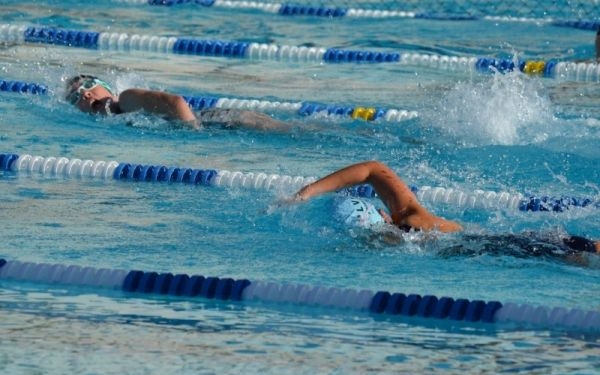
[293,161,462,233]
[294,161,376,201]
[294,161,410,205]
[118,89,199,128]
[278,163,365,206]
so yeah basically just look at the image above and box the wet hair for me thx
[65,74,98,99]
[64,74,115,102]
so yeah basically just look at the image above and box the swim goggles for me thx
[66,78,114,105]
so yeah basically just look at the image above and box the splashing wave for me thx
[432,71,556,145]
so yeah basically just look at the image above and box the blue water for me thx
[1,1,600,374]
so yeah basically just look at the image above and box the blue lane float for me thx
[0,76,418,123]
[1,152,599,213]
[1,258,598,331]
[10,23,402,63]
[3,24,600,82]
[0,79,48,95]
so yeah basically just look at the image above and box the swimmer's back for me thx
[439,232,595,259]
[198,108,290,131]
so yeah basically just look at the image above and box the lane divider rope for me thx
[115,0,600,33]
[1,258,598,331]
[1,24,598,81]
[1,153,597,213]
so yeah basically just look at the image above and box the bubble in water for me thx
[431,71,556,145]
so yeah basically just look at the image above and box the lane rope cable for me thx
[1,153,597,213]
[115,0,600,32]
[2,24,599,82]
[0,258,598,332]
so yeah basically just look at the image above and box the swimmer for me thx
[290,160,600,254]
[293,160,463,233]
[64,74,291,131]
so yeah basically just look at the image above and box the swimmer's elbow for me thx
[171,96,197,123]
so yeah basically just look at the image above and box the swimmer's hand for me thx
[265,191,306,215]
[275,191,307,207]
[292,185,313,202]
[267,188,310,213]
[377,208,394,224]
[187,119,201,130]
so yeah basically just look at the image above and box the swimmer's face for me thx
[66,77,115,115]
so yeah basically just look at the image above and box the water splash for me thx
[113,72,148,93]
[431,70,556,145]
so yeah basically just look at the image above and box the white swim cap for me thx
[335,197,385,229]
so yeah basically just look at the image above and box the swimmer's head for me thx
[335,197,385,229]
[65,75,115,115]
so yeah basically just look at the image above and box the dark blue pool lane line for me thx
[0,154,19,171]
[21,25,401,64]
[124,266,499,323]
[369,291,501,322]
[113,162,218,185]
[23,27,101,49]
[122,268,251,300]
[1,258,599,331]
[120,272,502,322]
[0,79,48,95]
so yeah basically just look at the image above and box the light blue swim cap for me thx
[335,197,385,229]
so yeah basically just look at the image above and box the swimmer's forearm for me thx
[295,177,347,201]
[170,97,197,123]
[295,162,374,201]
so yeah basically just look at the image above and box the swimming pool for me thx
[1,0,600,373]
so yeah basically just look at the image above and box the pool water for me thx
[1,1,600,374]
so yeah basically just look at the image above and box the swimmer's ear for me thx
[378,209,393,224]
